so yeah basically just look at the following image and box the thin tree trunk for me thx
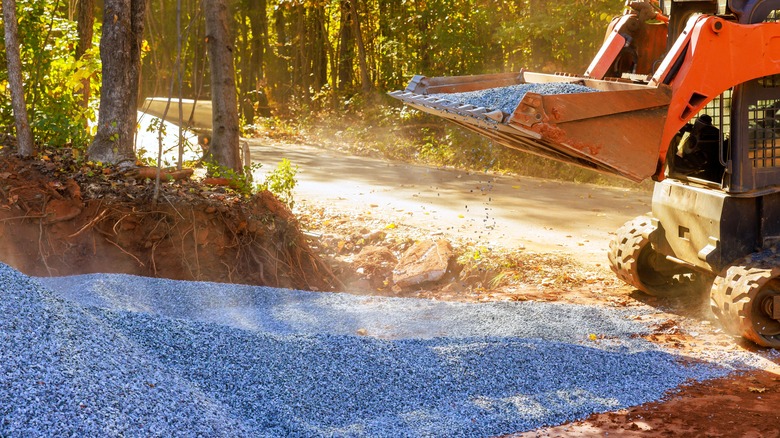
[76,0,95,109]
[176,0,184,170]
[336,0,354,90]
[88,0,146,166]
[348,0,371,92]
[270,6,288,103]
[2,0,34,157]
[246,0,270,117]
[203,0,241,173]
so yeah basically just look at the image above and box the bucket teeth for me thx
[484,110,504,122]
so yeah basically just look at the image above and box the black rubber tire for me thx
[711,248,780,348]
[608,216,706,297]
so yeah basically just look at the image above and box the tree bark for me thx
[203,0,241,173]
[76,0,95,109]
[88,0,146,166]
[348,0,371,92]
[337,0,354,90]
[269,5,289,103]
[245,0,270,117]
[2,0,34,157]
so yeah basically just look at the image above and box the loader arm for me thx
[651,15,780,179]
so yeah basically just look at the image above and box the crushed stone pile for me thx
[0,263,767,437]
[429,83,599,115]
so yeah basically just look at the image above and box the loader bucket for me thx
[389,71,672,182]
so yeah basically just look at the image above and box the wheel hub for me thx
[754,290,780,336]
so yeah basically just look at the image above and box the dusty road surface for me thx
[247,139,651,268]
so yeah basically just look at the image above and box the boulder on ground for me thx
[393,239,454,288]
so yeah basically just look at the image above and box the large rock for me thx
[393,239,454,288]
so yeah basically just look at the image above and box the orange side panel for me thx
[650,15,780,181]
[650,17,780,179]
[585,15,631,79]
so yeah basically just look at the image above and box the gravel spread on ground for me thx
[428,83,599,115]
[0,263,769,437]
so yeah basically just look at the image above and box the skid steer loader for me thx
[390,0,780,347]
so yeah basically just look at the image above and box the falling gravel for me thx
[0,263,767,437]
[429,83,599,115]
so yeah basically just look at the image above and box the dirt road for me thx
[247,140,651,267]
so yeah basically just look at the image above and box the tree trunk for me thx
[292,4,308,99]
[76,0,95,109]
[2,0,34,157]
[337,0,354,90]
[310,4,328,92]
[88,0,146,167]
[269,6,289,104]
[348,0,371,92]
[246,0,270,117]
[203,0,241,173]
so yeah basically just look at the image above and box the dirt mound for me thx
[0,149,339,291]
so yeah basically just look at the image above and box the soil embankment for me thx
[0,151,337,291]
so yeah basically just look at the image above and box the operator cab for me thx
[667,113,727,184]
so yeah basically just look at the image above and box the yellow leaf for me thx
[385,223,396,229]
[458,214,464,218]
[749,387,768,394]
[588,334,597,341]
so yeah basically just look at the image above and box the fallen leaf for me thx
[749,387,768,394]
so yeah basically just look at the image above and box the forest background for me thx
[0,0,628,184]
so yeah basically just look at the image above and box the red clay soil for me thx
[516,367,780,437]
[0,150,339,291]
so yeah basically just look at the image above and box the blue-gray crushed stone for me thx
[0,264,764,437]
[429,83,599,115]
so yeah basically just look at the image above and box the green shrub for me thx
[0,0,101,150]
